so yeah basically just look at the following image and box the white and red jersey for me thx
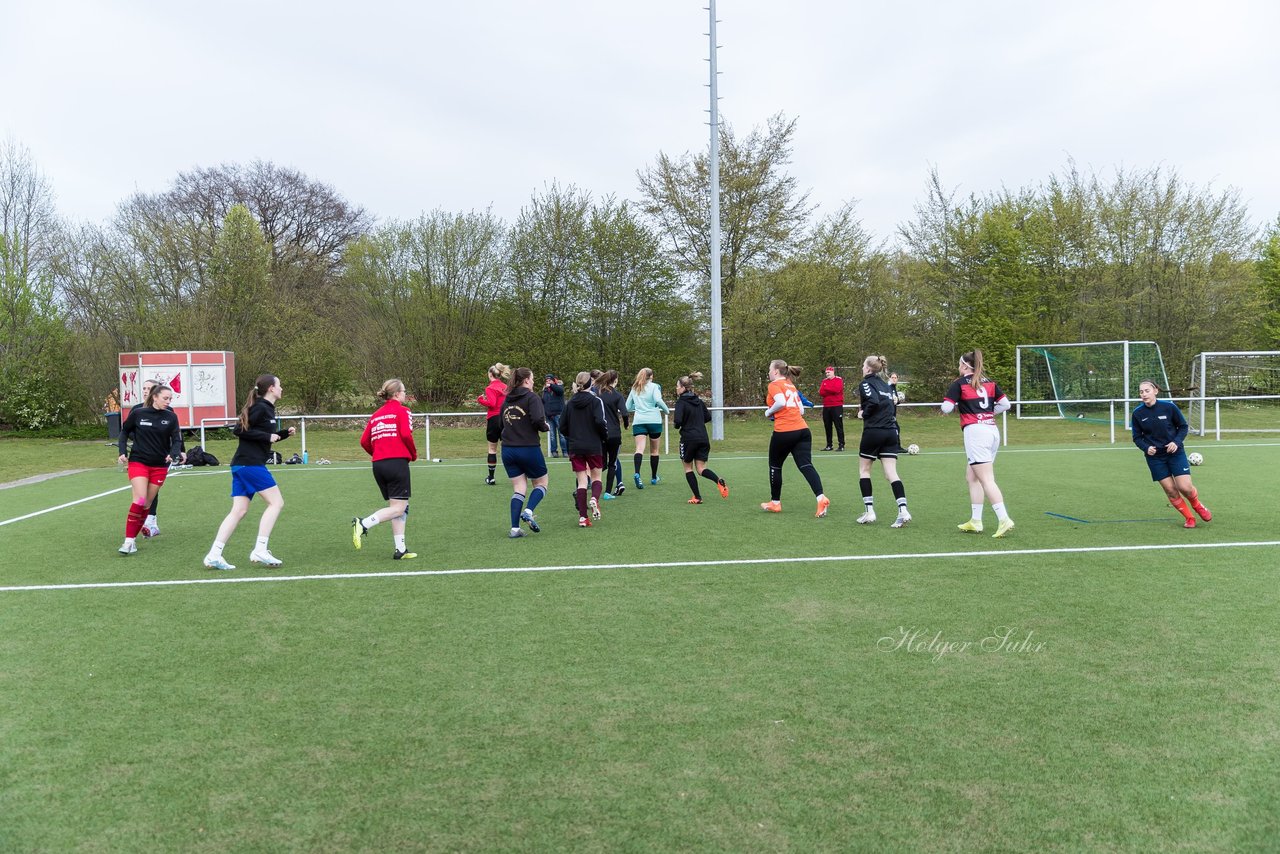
[360,400,418,461]
[943,377,1008,429]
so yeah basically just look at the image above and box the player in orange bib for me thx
[761,359,830,517]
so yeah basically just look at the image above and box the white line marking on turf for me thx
[3,540,1277,593]
[0,485,134,528]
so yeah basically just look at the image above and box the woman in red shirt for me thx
[818,365,846,451]
[353,379,419,560]
[477,363,511,485]
[761,359,830,517]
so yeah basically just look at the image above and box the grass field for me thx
[2,421,1278,852]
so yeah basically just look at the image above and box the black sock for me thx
[487,452,496,478]
[634,452,643,475]
[701,468,720,483]
[891,479,907,509]
[650,455,660,479]
[769,466,782,501]
[148,494,159,515]
[685,471,701,499]
[860,477,874,507]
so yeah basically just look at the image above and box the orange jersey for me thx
[767,379,807,432]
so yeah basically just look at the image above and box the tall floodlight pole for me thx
[707,0,725,439]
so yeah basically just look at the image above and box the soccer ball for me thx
[895,391,907,403]
[907,443,920,455]
[1188,452,1203,466]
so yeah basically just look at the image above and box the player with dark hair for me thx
[202,374,296,570]
[854,355,911,527]
[761,359,830,517]
[136,378,185,538]
[352,379,418,559]
[500,367,551,537]
[478,363,511,485]
[1132,378,1211,528]
[941,349,1014,537]
[116,383,184,555]
[560,371,609,527]
[673,372,728,504]
[595,370,629,499]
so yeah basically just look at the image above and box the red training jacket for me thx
[360,399,418,461]
[818,376,844,407]
[477,379,508,418]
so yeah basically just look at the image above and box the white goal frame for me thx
[1189,350,1280,437]
[1015,340,1170,428]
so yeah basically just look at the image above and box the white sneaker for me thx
[589,496,601,520]
[118,540,137,555]
[147,524,160,537]
[203,555,235,571]
[891,509,912,528]
[856,509,877,524]
[249,549,283,567]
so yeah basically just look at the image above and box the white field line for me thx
[2,540,1277,594]
[4,441,1277,529]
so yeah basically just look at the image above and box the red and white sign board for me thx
[119,351,237,428]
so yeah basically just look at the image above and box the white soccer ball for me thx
[1188,452,1203,466]
[907,443,920,455]
[895,391,906,403]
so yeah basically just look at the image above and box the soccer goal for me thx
[1016,341,1171,425]
[1188,351,1280,437]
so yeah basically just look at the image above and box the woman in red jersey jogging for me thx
[760,359,830,517]
[352,379,419,560]
[940,349,1014,538]
[477,363,511,485]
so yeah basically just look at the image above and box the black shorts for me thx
[679,440,710,463]
[486,414,503,444]
[859,427,901,460]
[372,458,412,501]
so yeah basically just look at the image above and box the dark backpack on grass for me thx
[186,445,220,467]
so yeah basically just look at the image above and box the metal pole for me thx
[1122,340,1132,429]
[708,0,725,440]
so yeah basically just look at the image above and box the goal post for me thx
[1015,341,1170,427]
[1188,351,1280,437]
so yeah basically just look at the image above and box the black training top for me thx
[118,405,183,466]
[673,391,711,445]
[230,398,290,467]
[501,386,549,447]
[597,387,628,441]
[858,375,900,431]
[559,390,608,456]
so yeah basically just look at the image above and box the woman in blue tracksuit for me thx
[1132,379,1211,528]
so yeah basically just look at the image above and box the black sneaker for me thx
[393,549,418,560]
[484,476,496,486]
[821,445,833,451]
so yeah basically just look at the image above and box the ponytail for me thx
[239,374,277,431]
[962,350,985,391]
[677,371,704,394]
[377,379,405,402]
[768,359,801,381]
[507,367,533,395]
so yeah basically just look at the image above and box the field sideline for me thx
[2,439,1278,851]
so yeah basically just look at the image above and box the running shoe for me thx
[891,509,912,529]
[249,549,283,567]
[508,528,527,538]
[856,509,877,525]
[815,495,830,518]
[650,476,661,485]
[821,445,833,452]
[716,479,729,499]
[118,540,137,555]
[634,473,644,490]
[957,519,984,533]
[352,517,365,550]
[760,500,782,513]
[613,484,625,496]
[1182,517,1197,529]
[601,491,615,500]
[520,508,540,533]
[485,476,496,486]
[393,549,418,560]
[578,516,591,528]
[203,556,235,571]
[687,497,703,504]
[1194,503,1212,522]
[589,496,601,520]
[992,519,1016,538]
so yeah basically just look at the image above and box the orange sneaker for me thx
[717,479,729,499]
[815,495,830,518]
[1194,503,1212,522]
[1183,516,1196,529]
[760,500,782,513]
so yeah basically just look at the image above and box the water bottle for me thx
[302,451,309,464]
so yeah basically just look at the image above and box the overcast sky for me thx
[4,0,1278,242]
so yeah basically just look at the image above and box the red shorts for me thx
[127,462,169,486]
[569,453,604,473]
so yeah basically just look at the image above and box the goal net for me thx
[1188,351,1280,436]
[1016,341,1170,424]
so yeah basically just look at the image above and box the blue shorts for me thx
[230,465,278,499]
[501,445,548,479]
[1145,449,1191,482]
[632,423,663,438]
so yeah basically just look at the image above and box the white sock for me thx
[124,537,136,547]
[255,536,269,551]
[971,503,984,520]
[144,515,157,528]
[209,541,225,558]
[362,513,381,529]
[993,502,1010,522]
[394,534,406,552]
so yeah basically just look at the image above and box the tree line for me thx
[2,120,1278,429]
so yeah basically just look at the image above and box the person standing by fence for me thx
[818,365,846,452]
[542,374,565,457]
